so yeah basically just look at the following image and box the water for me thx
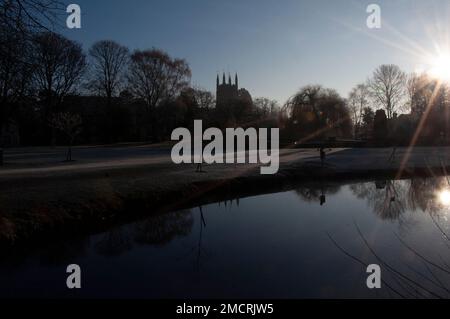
[1,177,450,299]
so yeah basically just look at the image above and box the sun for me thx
[428,53,450,81]
[439,189,450,206]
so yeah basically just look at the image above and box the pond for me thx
[1,177,450,299]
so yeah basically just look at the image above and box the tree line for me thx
[347,64,450,146]
[1,1,281,154]
[1,0,449,165]
[283,63,450,146]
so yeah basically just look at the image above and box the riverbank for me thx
[1,145,450,244]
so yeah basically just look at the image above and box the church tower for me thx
[216,72,239,108]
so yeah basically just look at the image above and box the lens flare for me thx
[439,189,450,206]
[428,53,450,81]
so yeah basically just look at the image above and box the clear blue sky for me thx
[61,0,450,104]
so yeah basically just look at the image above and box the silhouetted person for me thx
[388,147,397,162]
[320,195,326,206]
[320,186,326,206]
[320,147,326,167]
[196,163,203,172]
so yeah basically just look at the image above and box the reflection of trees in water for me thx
[38,239,90,266]
[177,207,210,274]
[350,177,448,221]
[133,209,194,246]
[351,180,406,221]
[217,198,240,209]
[407,178,443,216]
[3,209,195,264]
[94,210,194,256]
[94,229,132,257]
[294,184,341,203]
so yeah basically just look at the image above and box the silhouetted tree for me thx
[0,12,32,150]
[348,83,371,138]
[0,0,63,33]
[31,32,86,144]
[284,85,352,141]
[368,64,406,119]
[406,73,421,115]
[88,40,129,107]
[0,0,64,164]
[409,74,448,117]
[373,109,388,141]
[192,87,215,110]
[50,112,82,161]
[254,97,279,118]
[127,49,191,140]
[361,107,375,138]
[127,49,191,110]
[32,32,86,109]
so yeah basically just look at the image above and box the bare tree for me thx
[406,73,420,115]
[0,0,63,165]
[406,73,442,118]
[254,97,279,118]
[361,107,375,138]
[32,32,86,110]
[368,64,406,119]
[89,40,129,107]
[31,32,86,145]
[127,49,191,110]
[50,112,82,161]
[0,0,63,34]
[348,83,371,138]
[193,88,215,109]
[0,12,31,139]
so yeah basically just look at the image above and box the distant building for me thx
[216,73,252,108]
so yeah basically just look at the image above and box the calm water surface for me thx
[1,177,450,299]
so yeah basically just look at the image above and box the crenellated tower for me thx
[216,72,239,108]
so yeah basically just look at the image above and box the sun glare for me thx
[439,189,450,206]
[428,53,450,81]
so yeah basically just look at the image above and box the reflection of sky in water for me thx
[1,178,450,299]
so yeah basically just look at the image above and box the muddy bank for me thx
[0,165,448,246]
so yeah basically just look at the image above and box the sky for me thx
[60,0,450,104]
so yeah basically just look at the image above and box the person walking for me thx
[320,147,326,167]
[388,147,397,163]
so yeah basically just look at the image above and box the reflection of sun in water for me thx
[438,189,450,206]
